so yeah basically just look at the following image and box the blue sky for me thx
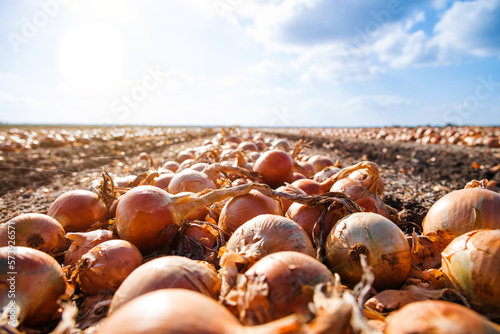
[0,0,499,127]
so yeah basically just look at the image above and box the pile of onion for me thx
[325,212,411,291]
[441,229,500,318]
[0,213,66,254]
[0,246,66,327]
[109,256,220,313]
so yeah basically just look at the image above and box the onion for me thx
[0,213,65,254]
[275,185,307,213]
[325,212,411,291]
[253,149,294,188]
[285,202,339,242]
[385,300,500,334]
[441,229,500,318]
[154,172,175,190]
[97,289,306,334]
[0,246,66,327]
[63,229,114,266]
[162,160,179,172]
[47,189,108,232]
[218,190,281,236]
[115,183,277,254]
[313,166,341,183]
[73,239,142,295]
[168,169,217,194]
[307,155,335,172]
[294,161,316,178]
[291,178,327,195]
[422,187,500,238]
[109,256,221,313]
[223,251,335,325]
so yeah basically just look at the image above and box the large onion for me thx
[253,149,294,188]
[223,251,335,325]
[441,229,500,318]
[385,300,500,334]
[115,183,277,254]
[422,187,500,238]
[325,212,411,291]
[97,289,306,334]
[47,189,108,232]
[218,190,281,236]
[63,229,114,266]
[0,246,66,327]
[0,213,66,253]
[73,239,142,295]
[109,256,221,313]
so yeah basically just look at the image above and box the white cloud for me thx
[343,94,412,111]
[248,59,281,75]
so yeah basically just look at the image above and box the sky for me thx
[0,0,499,127]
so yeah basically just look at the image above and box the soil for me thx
[1,127,499,225]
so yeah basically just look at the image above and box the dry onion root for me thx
[384,300,500,334]
[222,251,335,325]
[109,256,221,314]
[325,212,411,291]
[0,246,66,328]
[441,229,500,319]
[72,240,142,295]
[0,213,66,254]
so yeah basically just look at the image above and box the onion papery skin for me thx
[223,251,335,325]
[0,246,66,327]
[330,178,393,221]
[325,212,411,291]
[422,188,500,238]
[98,289,261,334]
[222,215,314,277]
[285,202,338,241]
[115,186,183,254]
[109,256,221,313]
[168,169,216,194]
[441,229,500,318]
[0,213,66,253]
[253,150,294,189]
[64,229,114,266]
[74,239,142,295]
[313,166,341,183]
[218,190,281,236]
[47,189,108,232]
[385,300,500,334]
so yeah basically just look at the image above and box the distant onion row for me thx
[1,129,499,334]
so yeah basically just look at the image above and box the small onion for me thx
[385,300,500,334]
[285,202,339,241]
[0,246,66,327]
[441,229,500,318]
[307,155,335,173]
[47,189,108,232]
[97,289,304,334]
[63,229,114,266]
[109,256,221,313]
[74,239,142,295]
[0,213,66,253]
[223,251,335,325]
[218,190,281,236]
[422,187,500,238]
[325,212,411,291]
[154,172,175,190]
[168,169,216,194]
[253,149,294,188]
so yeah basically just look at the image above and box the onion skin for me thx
[325,212,411,291]
[47,189,108,232]
[223,251,335,325]
[74,239,142,295]
[385,300,500,334]
[253,150,294,188]
[0,246,66,327]
[0,213,66,253]
[218,190,281,236]
[63,229,114,266]
[441,229,500,318]
[422,188,500,238]
[109,256,221,313]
